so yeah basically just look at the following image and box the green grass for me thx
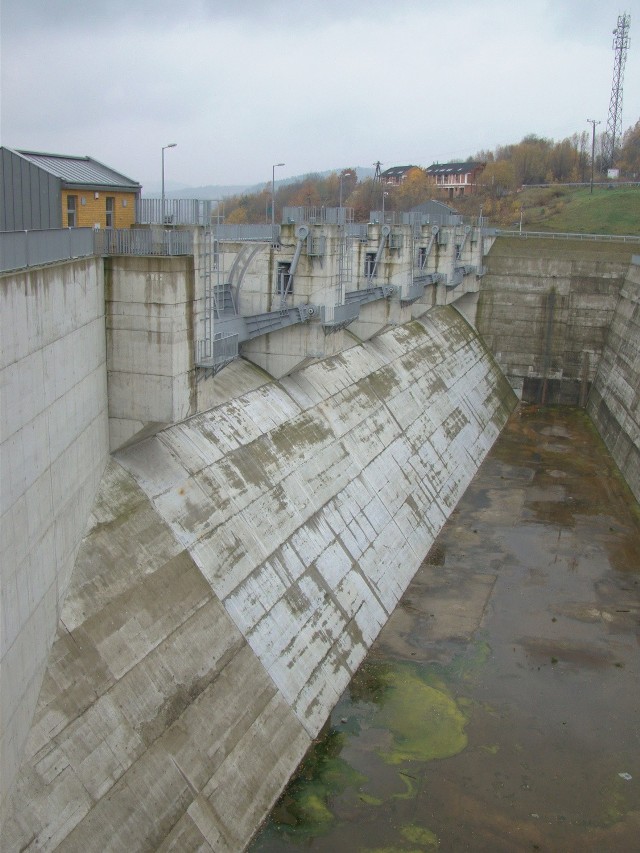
[522,186,640,235]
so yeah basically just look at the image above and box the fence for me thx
[283,206,355,225]
[136,198,215,226]
[0,228,95,273]
[369,210,464,227]
[95,228,194,256]
[492,230,640,244]
[213,224,279,242]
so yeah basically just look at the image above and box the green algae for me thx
[374,667,468,765]
[401,823,440,848]
[258,661,469,845]
[348,660,469,766]
[267,728,365,838]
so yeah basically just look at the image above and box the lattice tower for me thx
[604,12,631,170]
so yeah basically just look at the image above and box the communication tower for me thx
[603,12,631,170]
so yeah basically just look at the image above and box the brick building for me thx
[426,161,485,198]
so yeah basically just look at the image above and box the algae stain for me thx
[349,661,469,766]
[401,823,440,849]
[375,668,468,765]
[267,729,365,839]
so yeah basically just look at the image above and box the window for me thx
[364,252,377,279]
[67,195,77,227]
[106,196,115,228]
[418,246,428,270]
[277,262,292,297]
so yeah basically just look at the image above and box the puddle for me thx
[250,407,640,852]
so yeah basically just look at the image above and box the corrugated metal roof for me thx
[17,150,141,189]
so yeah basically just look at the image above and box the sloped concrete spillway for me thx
[2,307,516,851]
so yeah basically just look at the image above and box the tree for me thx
[617,119,640,178]
[395,167,431,208]
[480,160,517,197]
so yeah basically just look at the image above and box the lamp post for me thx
[161,143,177,225]
[339,170,354,223]
[587,119,600,195]
[339,170,354,208]
[271,162,285,229]
[212,198,225,228]
[382,191,389,224]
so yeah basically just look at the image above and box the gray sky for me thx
[1,0,638,191]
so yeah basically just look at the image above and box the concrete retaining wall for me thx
[476,238,633,404]
[0,258,110,825]
[2,306,516,851]
[588,257,640,503]
[105,256,197,452]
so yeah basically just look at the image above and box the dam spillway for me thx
[2,307,516,850]
[1,231,639,851]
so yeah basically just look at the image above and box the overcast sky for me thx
[1,0,638,191]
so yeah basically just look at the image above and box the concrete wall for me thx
[588,256,640,503]
[105,256,197,451]
[2,306,516,851]
[0,258,110,826]
[476,237,634,404]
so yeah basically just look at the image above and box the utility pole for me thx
[587,119,600,194]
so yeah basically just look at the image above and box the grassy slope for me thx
[518,186,640,235]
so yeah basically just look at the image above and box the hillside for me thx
[455,184,640,235]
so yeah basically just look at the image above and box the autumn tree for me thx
[395,167,431,208]
[617,119,640,178]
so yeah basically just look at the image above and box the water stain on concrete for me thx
[251,406,640,852]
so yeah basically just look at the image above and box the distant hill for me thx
[143,166,376,199]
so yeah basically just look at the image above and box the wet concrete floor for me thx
[250,406,640,852]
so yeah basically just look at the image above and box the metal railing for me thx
[369,210,464,227]
[137,198,214,226]
[213,224,279,242]
[283,206,355,225]
[1,228,95,273]
[95,228,194,255]
[492,229,640,244]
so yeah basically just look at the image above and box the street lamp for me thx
[212,198,225,228]
[587,119,600,195]
[161,143,177,225]
[272,162,285,229]
[339,170,355,221]
[382,191,389,223]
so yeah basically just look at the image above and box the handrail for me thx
[492,230,640,244]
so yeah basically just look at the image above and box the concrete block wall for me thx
[105,256,197,451]
[588,257,640,503]
[476,237,634,404]
[2,306,516,851]
[0,258,109,825]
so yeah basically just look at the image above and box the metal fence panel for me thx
[95,229,194,255]
[213,224,277,242]
[0,228,95,272]
[136,198,214,225]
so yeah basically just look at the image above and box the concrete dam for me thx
[1,217,639,850]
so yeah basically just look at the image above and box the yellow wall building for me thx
[1,148,141,230]
[60,188,137,229]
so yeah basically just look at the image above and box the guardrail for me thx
[1,228,95,273]
[492,230,640,244]
[95,228,194,255]
[283,206,355,225]
[213,224,279,242]
[137,198,214,226]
